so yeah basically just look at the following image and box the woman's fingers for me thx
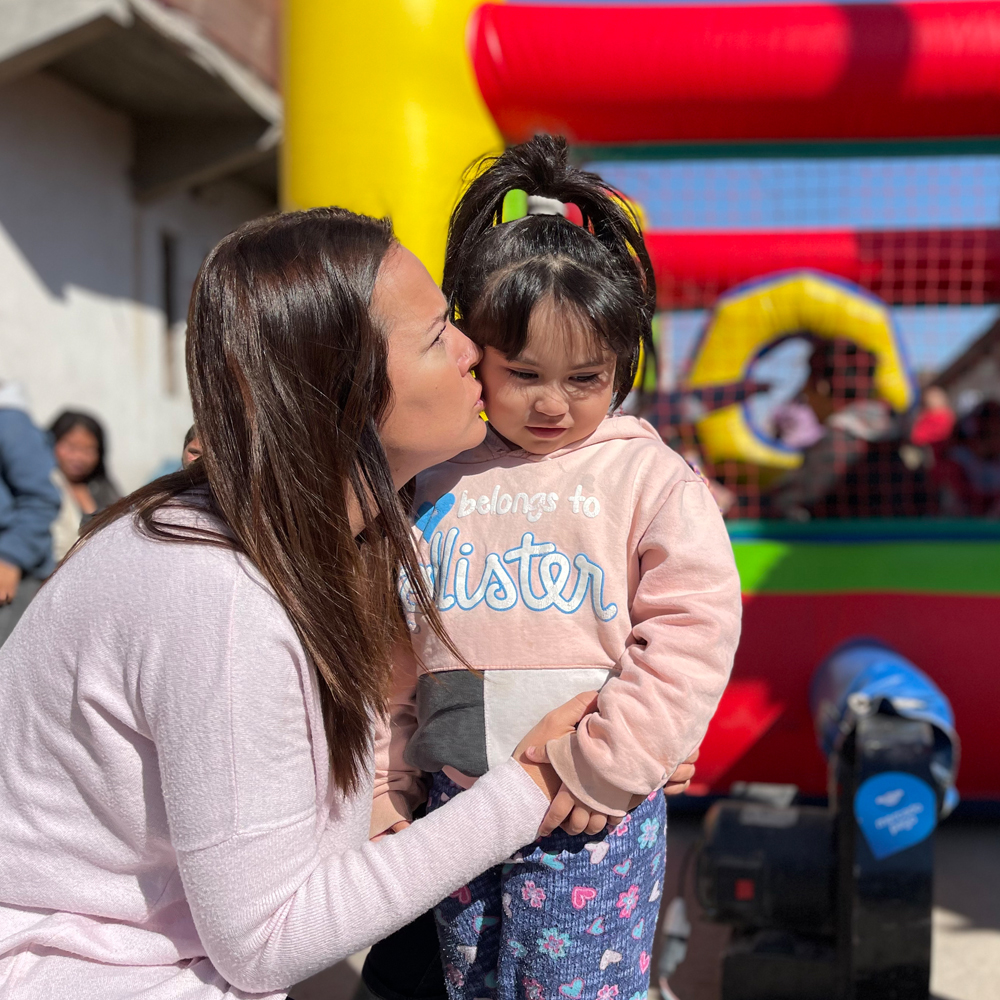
[549,690,600,727]
[584,811,608,836]
[370,818,412,841]
[562,804,591,837]
[667,762,696,785]
[538,787,576,838]
[523,745,550,764]
[666,746,699,789]
[663,779,692,797]
[514,691,599,761]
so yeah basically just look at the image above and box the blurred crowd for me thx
[0,379,208,646]
[0,389,126,644]
[650,337,1000,522]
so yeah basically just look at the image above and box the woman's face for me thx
[374,246,486,487]
[54,425,100,483]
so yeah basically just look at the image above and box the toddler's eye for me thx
[508,369,538,381]
[571,373,601,384]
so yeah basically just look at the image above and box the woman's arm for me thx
[141,564,561,994]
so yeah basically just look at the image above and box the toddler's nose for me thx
[534,392,567,418]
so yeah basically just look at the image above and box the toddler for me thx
[372,136,742,1000]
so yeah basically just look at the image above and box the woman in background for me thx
[48,410,120,560]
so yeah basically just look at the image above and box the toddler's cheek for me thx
[478,381,519,430]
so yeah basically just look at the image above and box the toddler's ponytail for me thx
[443,135,656,405]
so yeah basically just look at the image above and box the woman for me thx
[48,410,121,560]
[0,209,696,1000]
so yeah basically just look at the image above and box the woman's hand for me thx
[664,747,699,795]
[371,820,411,842]
[512,691,599,811]
[523,743,703,836]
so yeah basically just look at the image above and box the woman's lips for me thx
[526,425,568,439]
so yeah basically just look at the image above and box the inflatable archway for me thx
[687,271,917,470]
[283,0,501,277]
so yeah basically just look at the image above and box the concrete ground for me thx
[290,812,1000,1000]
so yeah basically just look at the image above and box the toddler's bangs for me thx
[467,257,643,403]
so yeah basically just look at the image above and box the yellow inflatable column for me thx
[284,0,503,279]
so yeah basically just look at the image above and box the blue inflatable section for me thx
[810,638,960,816]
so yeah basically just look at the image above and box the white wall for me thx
[0,70,272,490]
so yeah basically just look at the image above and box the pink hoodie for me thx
[372,415,742,832]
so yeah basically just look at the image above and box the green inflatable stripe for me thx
[735,540,1000,594]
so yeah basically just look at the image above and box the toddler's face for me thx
[476,299,616,455]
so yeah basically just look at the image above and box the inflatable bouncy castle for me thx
[284,1,1000,803]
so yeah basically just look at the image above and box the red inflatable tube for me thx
[469,2,1000,144]
[700,593,1000,800]
[646,228,1000,308]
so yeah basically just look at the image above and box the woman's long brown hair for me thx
[78,208,450,795]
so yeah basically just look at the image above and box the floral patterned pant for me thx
[427,772,666,1000]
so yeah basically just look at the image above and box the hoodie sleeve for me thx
[370,637,427,837]
[0,409,61,575]
[545,477,742,814]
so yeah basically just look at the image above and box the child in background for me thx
[372,136,742,1000]
[181,426,202,468]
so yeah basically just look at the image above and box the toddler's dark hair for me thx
[443,135,656,407]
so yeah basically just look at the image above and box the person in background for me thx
[910,385,956,448]
[182,425,202,468]
[0,381,61,644]
[767,339,907,519]
[934,400,1000,516]
[49,411,121,561]
[771,396,825,449]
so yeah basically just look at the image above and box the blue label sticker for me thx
[854,772,937,860]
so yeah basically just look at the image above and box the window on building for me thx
[161,231,181,395]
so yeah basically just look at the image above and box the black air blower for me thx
[694,640,959,1000]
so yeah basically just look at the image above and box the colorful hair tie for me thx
[501,188,528,223]
[498,188,584,226]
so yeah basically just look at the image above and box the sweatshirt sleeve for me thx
[546,478,742,813]
[370,637,427,837]
[142,564,549,994]
[0,409,60,574]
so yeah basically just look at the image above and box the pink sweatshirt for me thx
[0,511,550,999]
[372,416,742,833]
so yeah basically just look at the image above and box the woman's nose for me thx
[455,328,482,375]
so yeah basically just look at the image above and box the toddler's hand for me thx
[371,820,411,842]
[521,744,623,838]
[546,781,619,838]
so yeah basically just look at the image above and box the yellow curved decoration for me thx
[688,271,916,471]
[283,0,503,279]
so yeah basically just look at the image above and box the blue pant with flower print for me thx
[427,772,666,1000]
